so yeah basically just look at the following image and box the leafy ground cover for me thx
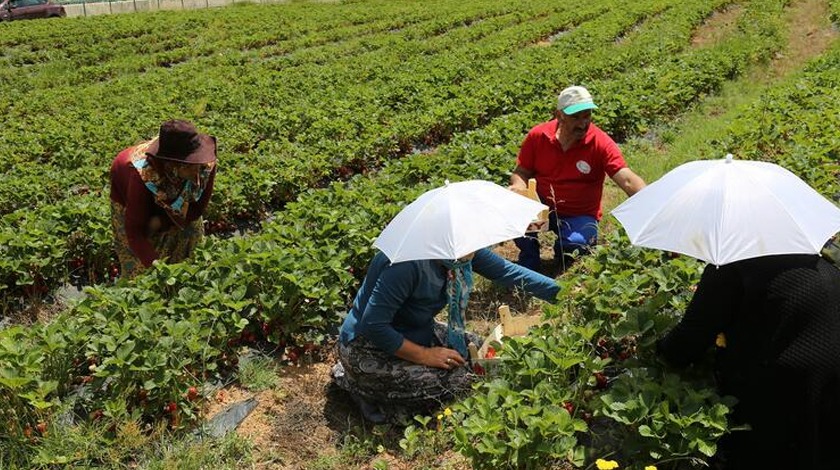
[1,0,838,468]
[1,0,746,307]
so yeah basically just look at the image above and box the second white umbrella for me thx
[611,155,840,266]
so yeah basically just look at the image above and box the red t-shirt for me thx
[516,120,627,220]
[109,146,216,267]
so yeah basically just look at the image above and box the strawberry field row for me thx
[0,1,534,96]
[1,0,788,426]
[0,0,700,306]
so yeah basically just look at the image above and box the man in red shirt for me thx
[510,86,645,271]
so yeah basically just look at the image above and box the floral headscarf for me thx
[129,139,215,228]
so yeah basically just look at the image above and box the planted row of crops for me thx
[0,0,729,306]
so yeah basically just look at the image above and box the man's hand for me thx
[510,165,535,195]
[508,185,529,196]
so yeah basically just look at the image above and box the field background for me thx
[1,0,838,468]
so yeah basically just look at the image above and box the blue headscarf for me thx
[441,258,474,359]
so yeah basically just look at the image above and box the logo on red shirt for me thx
[576,160,592,174]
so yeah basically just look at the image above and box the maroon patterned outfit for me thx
[109,141,216,277]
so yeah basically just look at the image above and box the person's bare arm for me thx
[394,338,466,369]
[510,165,536,194]
[611,167,646,196]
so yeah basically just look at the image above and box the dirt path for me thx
[601,0,838,215]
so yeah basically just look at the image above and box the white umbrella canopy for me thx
[611,155,840,266]
[374,180,548,263]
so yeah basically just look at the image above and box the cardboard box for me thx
[525,178,549,232]
[469,305,546,369]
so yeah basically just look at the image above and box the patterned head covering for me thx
[441,258,474,359]
[129,140,215,228]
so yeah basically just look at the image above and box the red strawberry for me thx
[594,372,608,389]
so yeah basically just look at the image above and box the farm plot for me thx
[1,0,839,468]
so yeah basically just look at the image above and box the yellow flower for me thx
[444,407,453,417]
[595,458,619,470]
[644,466,657,470]
[436,414,443,421]
[715,332,727,348]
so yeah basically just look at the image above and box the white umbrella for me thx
[374,180,548,263]
[611,154,840,266]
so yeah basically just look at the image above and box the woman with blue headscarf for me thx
[332,247,559,423]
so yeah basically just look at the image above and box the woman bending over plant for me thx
[109,120,217,278]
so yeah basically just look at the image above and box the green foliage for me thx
[0,0,786,308]
[1,0,838,467]
[448,233,731,469]
[399,414,452,462]
[143,431,254,470]
[594,368,736,464]
[454,379,587,469]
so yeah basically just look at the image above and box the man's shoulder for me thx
[528,119,557,136]
[587,124,616,142]
[585,124,621,152]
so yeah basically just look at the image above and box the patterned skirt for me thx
[332,322,482,421]
[110,200,205,278]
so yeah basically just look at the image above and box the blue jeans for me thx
[513,214,598,271]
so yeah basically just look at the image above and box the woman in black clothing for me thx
[657,254,840,469]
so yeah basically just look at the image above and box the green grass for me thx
[237,351,281,392]
[0,407,254,469]
[142,432,254,470]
